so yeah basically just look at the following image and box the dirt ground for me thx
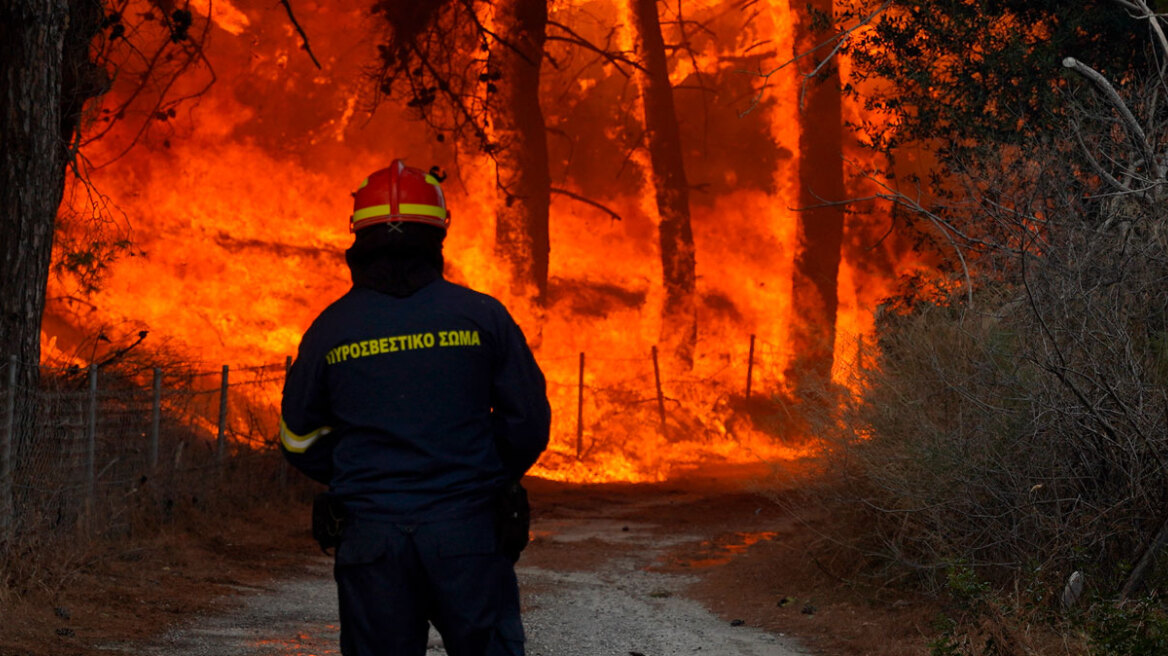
[0,466,937,656]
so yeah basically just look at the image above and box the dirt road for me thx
[137,474,808,656]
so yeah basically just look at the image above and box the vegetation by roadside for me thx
[772,4,1168,653]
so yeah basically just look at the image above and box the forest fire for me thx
[43,0,913,482]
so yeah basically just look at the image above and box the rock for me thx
[1062,571,1084,609]
[730,619,745,626]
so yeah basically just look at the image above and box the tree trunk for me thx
[0,0,103,524]
[787,0,845,392]
[631,0,697,368]
[491,0,551,307]
[0,0,70,462]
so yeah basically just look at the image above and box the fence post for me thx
[746,334,756,400]
[651,346,667,439]
[217,365,229,468]
[150,368,161,470]
[576,352,585,459]
[87,365,98,511]
[2,355,16,542]
[281,356,292,489]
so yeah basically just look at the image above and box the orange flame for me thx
[46,0,918,482]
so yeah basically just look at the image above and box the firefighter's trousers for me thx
[333,510,525,656]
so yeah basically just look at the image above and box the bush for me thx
[817,1,1168,608]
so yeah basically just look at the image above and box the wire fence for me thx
[0,355,294,550]
[0,333,865,544]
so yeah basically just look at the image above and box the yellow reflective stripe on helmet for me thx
[352,203,447,224]
[424,174,440,186]
[279,417,332,453]
[352,204,392,223]
[398,203,447,219]
[358,177,369,189]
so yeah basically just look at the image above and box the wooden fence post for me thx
[1,356,16,541]
[217,365,229,468]
[281,356,292,488]
[746,334,756,400]
[87,365,98,510]
[652,346,666,438]
[576,352,585,459]
[150,368,161,470]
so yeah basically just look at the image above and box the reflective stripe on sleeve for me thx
[280,417,332,453]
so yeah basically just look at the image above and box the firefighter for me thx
[279,159,551,656]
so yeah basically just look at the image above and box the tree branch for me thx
[550,187,623,221]
[279,0,322,69]
[547,20,644,74]
[1062,57,1163,182]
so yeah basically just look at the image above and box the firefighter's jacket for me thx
[279,280,550,523]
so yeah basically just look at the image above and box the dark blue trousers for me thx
[333,510,525,656]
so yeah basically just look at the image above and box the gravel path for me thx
[138,487,808,656]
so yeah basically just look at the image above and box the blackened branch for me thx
[551,187,623,221]
[279,0,323,69]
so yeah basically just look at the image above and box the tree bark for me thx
[491,0,552,307]
[631,0,697,368]
[0,0,70,460]
[787,0,845,391]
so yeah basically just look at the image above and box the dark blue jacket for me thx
[279,280,550,523]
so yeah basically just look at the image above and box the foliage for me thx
[840,0,1150,155]
[811,6,1168,650]
[1086,596,1168,655]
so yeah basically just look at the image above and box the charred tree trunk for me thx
[491,0,551,307]
[787,0,845,392]
[0,0,103,482]
[631,0,697,368]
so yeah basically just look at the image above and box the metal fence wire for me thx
[0,357,291,548]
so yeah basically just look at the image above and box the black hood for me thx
[345,223,446,298]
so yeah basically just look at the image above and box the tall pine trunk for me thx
[631,0,697,368]
[491,0,551,307]
[787,0,845,391]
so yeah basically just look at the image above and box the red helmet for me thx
[350,160,450,232]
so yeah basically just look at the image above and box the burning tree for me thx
[629,0,698,368]
[369,0,553,306]
[786,0,845,391]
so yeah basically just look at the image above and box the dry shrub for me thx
[796,8,1168,653]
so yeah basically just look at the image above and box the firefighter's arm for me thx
[279,339,336,485]
[491,315,552,479]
